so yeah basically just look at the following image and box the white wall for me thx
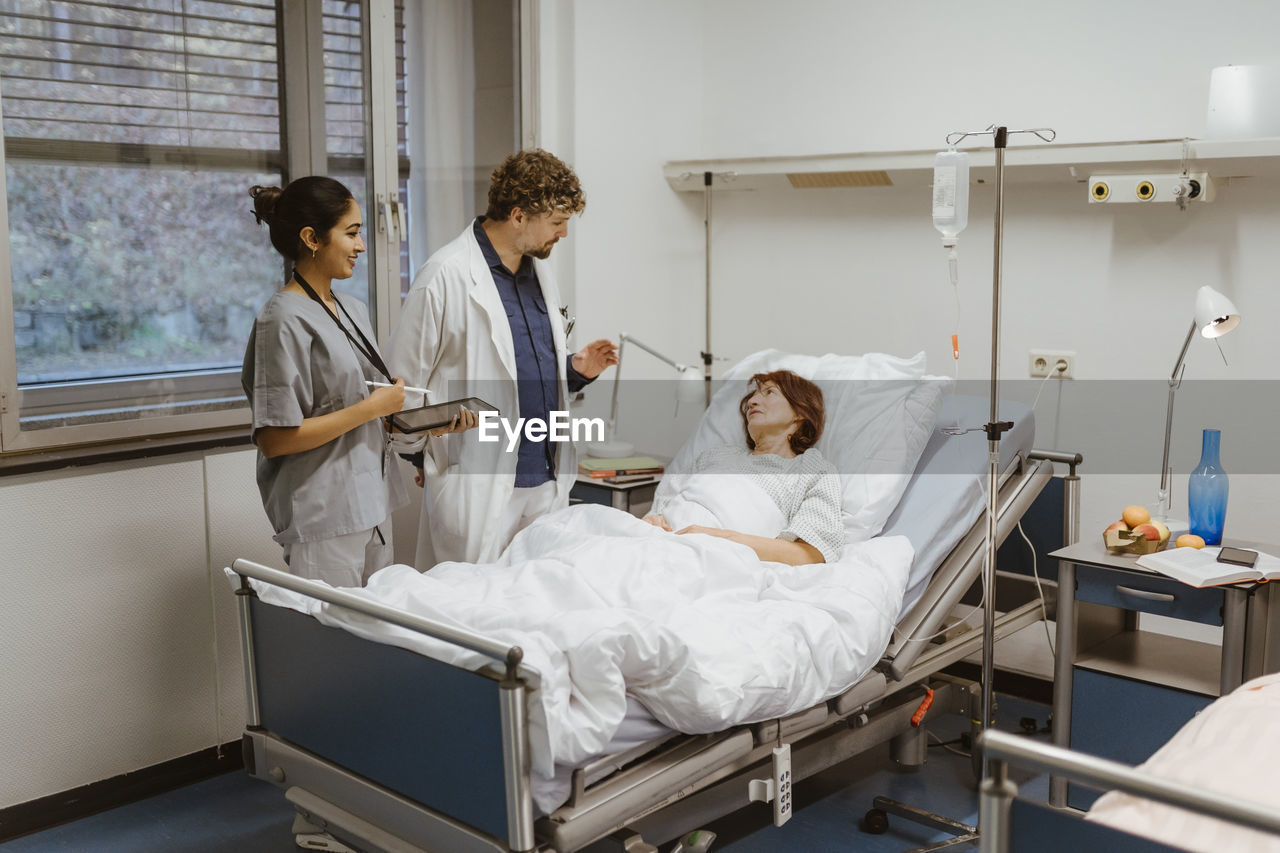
[0,449,275,808]
[552,0,1280,543]
[699,0,1278,154]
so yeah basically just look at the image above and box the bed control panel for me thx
[773,743,792,825]
[747,742,793,826]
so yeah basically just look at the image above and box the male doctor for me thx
[387,149,617,567]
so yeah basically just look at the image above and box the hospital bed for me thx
[230,362,1078,853]
[978,685,1280,853]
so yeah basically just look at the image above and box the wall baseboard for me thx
[0,740,243,843]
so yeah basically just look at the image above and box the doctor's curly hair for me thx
[485,149,586,221]
[739,370,825,455]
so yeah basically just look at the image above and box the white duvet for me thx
[655,469,789,536]
[252,495,912,805]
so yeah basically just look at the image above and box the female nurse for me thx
[242,176,415,587]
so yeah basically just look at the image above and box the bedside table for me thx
[1049,538,1258,809]
[570,473,661,517]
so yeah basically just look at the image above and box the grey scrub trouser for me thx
[282,517,395,588]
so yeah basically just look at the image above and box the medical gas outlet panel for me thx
[1088,172,1216,204]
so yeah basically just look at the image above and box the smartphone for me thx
[390,397,497,434]
[1216,546,1259,568]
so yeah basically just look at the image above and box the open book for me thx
[1136,546,1280,587]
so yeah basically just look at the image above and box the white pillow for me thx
[662,350,947,544]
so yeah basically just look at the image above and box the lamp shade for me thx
[677,365,704,403]
[1195,285,1241,338]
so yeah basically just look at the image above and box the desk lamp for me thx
[1155,285,1241,523]
[587,333,702,458]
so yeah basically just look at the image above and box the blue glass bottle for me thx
[1188,428,1228,546]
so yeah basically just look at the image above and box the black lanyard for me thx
[292,269,392,383]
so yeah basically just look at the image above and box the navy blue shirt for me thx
[474,218,593,486]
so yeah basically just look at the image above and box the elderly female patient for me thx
[643,370,843,566]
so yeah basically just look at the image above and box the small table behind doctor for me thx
[570,473,662,517]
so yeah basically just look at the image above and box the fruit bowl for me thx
[1103,507,1171,554]
[1103,527,1167,554]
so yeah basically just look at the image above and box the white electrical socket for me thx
[1029,349,1075,379]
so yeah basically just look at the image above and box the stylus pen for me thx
[366,380,431,398]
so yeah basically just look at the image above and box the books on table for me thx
[1136,546,1280,587]
[578,455,664,479]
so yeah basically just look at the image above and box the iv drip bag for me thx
[932,150,970,248]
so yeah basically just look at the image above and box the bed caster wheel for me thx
[860,807,889,835]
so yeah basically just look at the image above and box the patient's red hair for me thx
[738,370,825,455]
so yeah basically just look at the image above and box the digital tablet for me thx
[390,397,498,434]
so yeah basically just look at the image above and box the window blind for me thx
[0,0,280,164]
[319,0,407,163]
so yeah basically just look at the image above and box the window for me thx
[322,0,371,302]
[0,0,522,456]
[0,0,284,447]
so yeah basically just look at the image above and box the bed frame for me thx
[232,448,1073,853]
[978,728,1280,852]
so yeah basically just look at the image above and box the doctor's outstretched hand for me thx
[571,339,619,378]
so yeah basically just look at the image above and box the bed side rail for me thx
[231,558,537,684]
[978,729,1280,853]
[883,455,1053,679]
[232,558,538,853]
[887,452,1039,652]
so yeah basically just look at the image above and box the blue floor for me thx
[1,695,1050,852]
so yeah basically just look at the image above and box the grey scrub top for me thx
[242,289,408,545]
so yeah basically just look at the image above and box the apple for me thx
[1104,520,1130,535]
[1150,520,1171,542]
[1132,523,1161,541]
[1176,533,1206,549]
[1122,505,1150,527]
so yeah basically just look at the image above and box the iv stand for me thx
[693,169,737,408]
[702,172,714,407]
[858,127,1056,853]
[944,125,1055,777]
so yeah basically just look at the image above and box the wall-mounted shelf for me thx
[663,137,1280,192]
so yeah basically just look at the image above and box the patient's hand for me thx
[642,513,672,532]
[675,525,735,541]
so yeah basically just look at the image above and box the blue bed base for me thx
[248,598,513,842]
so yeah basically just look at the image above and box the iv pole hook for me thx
[945,126,1056,147]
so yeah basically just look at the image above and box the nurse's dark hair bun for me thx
[249,184,281,226]
[249,177,353,262]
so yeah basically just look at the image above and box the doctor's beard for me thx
[526,240,557,260]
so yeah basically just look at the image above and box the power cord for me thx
[1029,358,1068,412]
[928,729,971,758]
[896,580,986,646]
[1016,519,1055,657]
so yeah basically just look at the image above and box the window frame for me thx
[0,0,406,457]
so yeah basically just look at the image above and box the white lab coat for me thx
[387,223,576,568]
